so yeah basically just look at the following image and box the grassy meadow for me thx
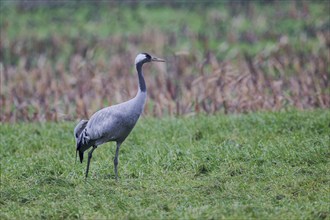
[1,1,330,219]
[1,110,329,219]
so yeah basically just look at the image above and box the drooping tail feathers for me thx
[79,149,84,163]
[74,120,88,163]
[77,133,90,163]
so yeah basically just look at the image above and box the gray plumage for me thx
[74,53,165,179]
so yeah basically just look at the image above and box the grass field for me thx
[1,110,329,219]
[1,1,329,219]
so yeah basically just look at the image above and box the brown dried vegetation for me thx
[1,3,329,122]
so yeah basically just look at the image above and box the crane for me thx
[74,53,165,179]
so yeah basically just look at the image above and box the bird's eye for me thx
[145,54,151,60]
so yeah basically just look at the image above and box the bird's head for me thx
[135,53,165,65]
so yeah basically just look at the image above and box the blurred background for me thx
[1,0,329,122]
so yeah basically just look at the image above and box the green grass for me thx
[1,110,329,219]
[1,2,329,66]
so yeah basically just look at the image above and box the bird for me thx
[74,53,165,179]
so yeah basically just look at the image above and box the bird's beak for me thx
[151,57,166,62]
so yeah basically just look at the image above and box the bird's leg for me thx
[85,146,97,178]
[114,142,121,180]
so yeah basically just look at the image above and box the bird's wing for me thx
[87,108,114,136]
[85,106,125,143]
[74,119,88,143]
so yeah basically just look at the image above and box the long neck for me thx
[136,63,146,92]
[133,63,147,114]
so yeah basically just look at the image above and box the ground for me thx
[1,110,329,219]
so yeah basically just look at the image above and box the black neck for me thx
[136,63,146,92]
